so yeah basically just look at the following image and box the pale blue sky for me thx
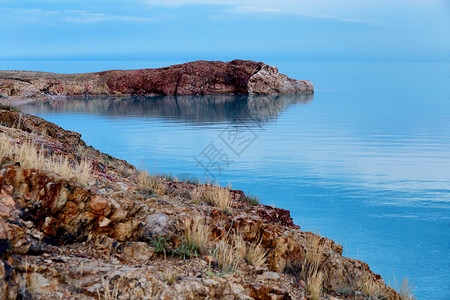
[0,0,449,61]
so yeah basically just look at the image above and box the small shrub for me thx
[336,287,353,296]
[151,237,170,255]
[162,173,175,181]
[185,176,200,185]
[173,241,197,259]
[241,194,260,206]
[181,190,190,198]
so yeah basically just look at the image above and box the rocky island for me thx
[0,60,313,101]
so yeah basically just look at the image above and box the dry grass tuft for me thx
[184,216,211,254]
[360,272,385,299]
[116,163,133,177]
[190,186,204,204]
[233,235,247,259]
[213,238,240,273]
[245,240,267,268]
[393,277,416,300]
[162,269,180,286]
[193,184,232,212]
[0,133,92,187]
[301,233,325,300]
[212,234,247,273]
[137,170,167,195]
[306,267,324,300]
[97,276,120,300]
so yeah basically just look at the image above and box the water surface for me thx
[20,61,450,299]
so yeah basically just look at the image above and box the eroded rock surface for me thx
[0,60,313,99]
[0,109,402,300]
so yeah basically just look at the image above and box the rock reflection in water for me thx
[22,94,313,125]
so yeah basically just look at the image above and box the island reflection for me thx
[22,94,313,125]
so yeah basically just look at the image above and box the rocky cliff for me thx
[0,107,404,299]
[0,60,313,99]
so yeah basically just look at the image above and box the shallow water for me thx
[20,61,450,299]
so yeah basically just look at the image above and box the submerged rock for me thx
[0,60,313,98]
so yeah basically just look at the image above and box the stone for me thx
[120,242,154,263]
[258,271,281,281]
[143,213,172,239]
[87,195,110,216]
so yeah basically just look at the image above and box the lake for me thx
[16,60,450,299]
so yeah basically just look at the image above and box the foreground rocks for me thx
[0,60,313,100]
[0,109,401,299]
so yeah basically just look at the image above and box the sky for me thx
[0,0,449,62]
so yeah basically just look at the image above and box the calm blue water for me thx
[17,61,450,299]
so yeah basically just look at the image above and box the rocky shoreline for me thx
[0,60,313,102]
[0,104,405,299]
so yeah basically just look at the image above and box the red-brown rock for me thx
[0,60,314,98]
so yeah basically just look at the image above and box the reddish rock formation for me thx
[0,60,313,99]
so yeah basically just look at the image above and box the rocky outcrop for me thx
[0,109,401,299]
[0,60,313,99]
[247,65,314,95]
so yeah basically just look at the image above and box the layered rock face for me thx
[0,60,313,98]
[0,109,401,299]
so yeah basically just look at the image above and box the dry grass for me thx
[301,233,325,278]
[137,170,167,195]
[233,235,247,259]
[0,133,92,187]
[192,184,233,212]
[360,272,385,299]
[393,277,416,300]
[245,240,267,268]
[97,276,120,300]
[190,187,204,204]
[116,163,133,177]
[301,233,325,300]
[212,234,247,273]
[162,269,180,286]
[213,239,240,273]
[306,267,324,300]
[184,216,211,254]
